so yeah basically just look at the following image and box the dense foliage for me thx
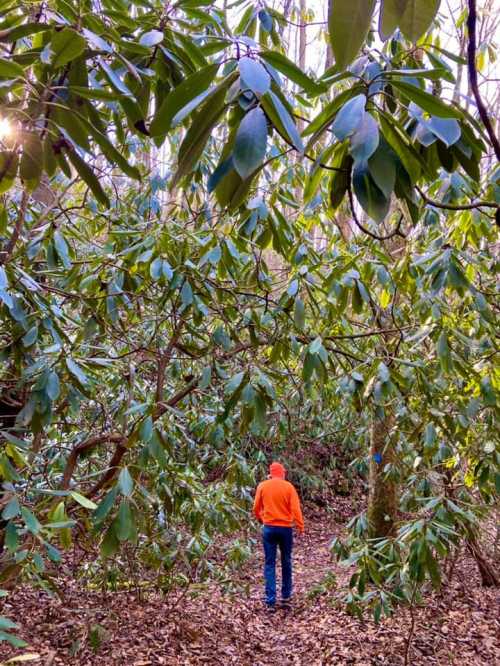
[0,0,498,647]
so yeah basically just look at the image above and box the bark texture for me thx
[367,410,397,538]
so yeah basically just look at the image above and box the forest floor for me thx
[1,499,499,665]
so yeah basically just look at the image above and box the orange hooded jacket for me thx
[253,468,304,532]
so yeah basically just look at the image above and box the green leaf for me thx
[480,377,496,407]
[5,522,18,551]
[20,133,43,189]
[258,9,273,32]
[50,28,86,67]
[0,266,7,290]
[100,523,119,557]
[436,330,451,372]
[351,281,363,313]
[288,280,299,297]
[239,57,271,96]
[208,157,234,193]
[46,371,60,401]
[352,162,390,222]
[260,51,325,96]
[379,111,423,182]
[22,325,38,348]
[233,107,268,179]
[139,30,164,47]
[425,549,441,588]
[328,0,376,71]
[329,151,353,211]
[180,280,193,307]
[0,617,18,631]
[391,80,462,118]
[115,500,133,541]
[94,487,118,523]
[69,85,117,101]
[98,59,132,96]
[0,630,27,648]
[424,422,436,446]
[149,257,162,281]
[70,491,97,510]
[66,358,89,385]
[46,543,61,563]
[294,298,306,330]
[399,0,441,42]
[368,140,396,199]
[426,117,461,147]
[82,28,112,53]
[447,260,469,291]
[53,106,91,151]
[139,415,153,442]
[0,151,18,194]
[173,76,235,186]
[0,58,24,78]
[150,63,219,137]
[302,352,315,382]
[226,371,245,394]
[2,497,20,520]
[1,22,48,42]
[199,366,212,390]
[21,506,41,534]
[303,88,358,139]
[331,94,366,141]
[33,552,45,573]
[118,467,133,497]
[253,392,267,430]
[350,112,379,162]
[53,230,72,268]
[44,520,76,529]
[261,91,303,152]
[379,0,408,40]
[66,150,110,207]
[378,361,390,382]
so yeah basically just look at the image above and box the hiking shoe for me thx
[265,603,276,613]
[279,596,293,607]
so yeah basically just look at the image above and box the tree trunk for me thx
[467,533,499,587]
[367,409,397,538]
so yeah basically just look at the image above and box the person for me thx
[253,462,304,610]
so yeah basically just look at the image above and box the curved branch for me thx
[347,186,405,240]
[466,0,500,161]
[416,186,498,211]
[88,438,128,498]
[60,433,125,490]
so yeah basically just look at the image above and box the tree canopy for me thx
[0,0,498,652]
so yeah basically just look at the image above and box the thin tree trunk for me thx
[367,409,397,538]
[467,532,499,587]
[365,225,407,539]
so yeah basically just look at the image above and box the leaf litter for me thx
[1,499,498,665]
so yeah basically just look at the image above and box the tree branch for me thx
[416,186,498,211]
[466,0,500,161]
[347,186,405,240]
[60,433,125,490]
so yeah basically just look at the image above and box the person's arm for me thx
[253,484,263,523]
[290,485,304,532]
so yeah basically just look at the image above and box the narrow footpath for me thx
[2,507,498,665]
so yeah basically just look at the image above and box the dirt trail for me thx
[1,508,499,665]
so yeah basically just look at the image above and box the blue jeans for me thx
[262,525,293,606]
